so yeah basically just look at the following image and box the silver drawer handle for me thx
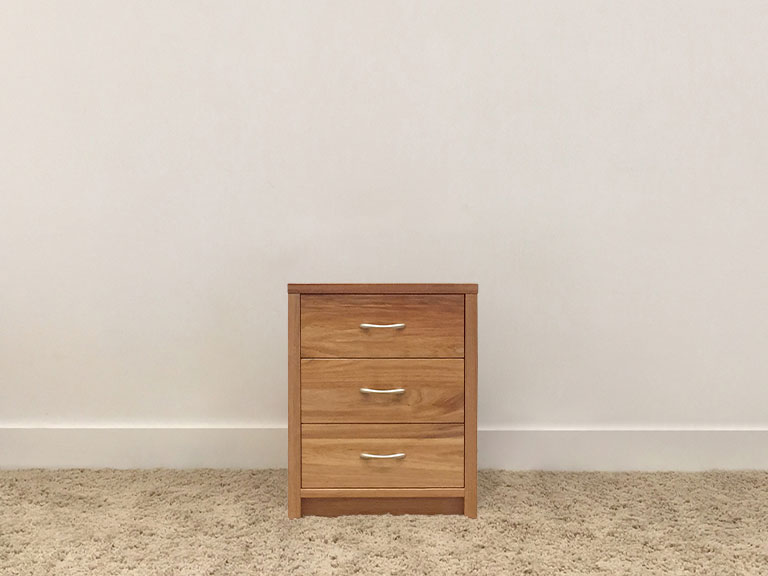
[359,323,405,330]
[360,452,406,460]
[359,387,406,395]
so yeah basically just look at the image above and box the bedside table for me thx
[287,284,478,517]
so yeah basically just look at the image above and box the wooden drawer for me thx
[301,359,464,423]
[302,423,464,488]
[300,295,464,358]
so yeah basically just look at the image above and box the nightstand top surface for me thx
[287,283,478,294]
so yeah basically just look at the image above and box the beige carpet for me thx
[1,470,767,575]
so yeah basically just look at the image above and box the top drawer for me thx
[301,295,464,358]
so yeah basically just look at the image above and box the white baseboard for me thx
[479,429,768,471]
[2,427,767,470]
[0,427,286,470]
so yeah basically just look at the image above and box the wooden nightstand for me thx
[287,284,478,517]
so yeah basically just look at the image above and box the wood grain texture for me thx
[464,293,478,518]
[301,488,464,498]
[301,359,464,423]
[302,423,464,488]
[289,283,478,294]
[301,295,464,358]
[301,497,464,516]
[287,294,301,518]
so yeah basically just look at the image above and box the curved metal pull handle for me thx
[360,387,406,395]
[360,452,406,460]
[360,323,405,330]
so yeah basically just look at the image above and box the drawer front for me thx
[300,295,464,358]
[301,359,464,423]
[302,423,464,488]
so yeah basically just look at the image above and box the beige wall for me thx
[2,2,767,438]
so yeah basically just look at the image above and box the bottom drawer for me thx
[302,423,464,488]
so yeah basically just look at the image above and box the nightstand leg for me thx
[464,293,478,518]
[288,293,302,518]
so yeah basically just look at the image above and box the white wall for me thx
[2,1,767,468]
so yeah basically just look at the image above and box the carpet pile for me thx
[1,469,767,575]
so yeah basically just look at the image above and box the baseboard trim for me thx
[479,429,768,471]
[1,427,767,470]
[0,427,286,470]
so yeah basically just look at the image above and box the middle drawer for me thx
[301,359,464,423]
